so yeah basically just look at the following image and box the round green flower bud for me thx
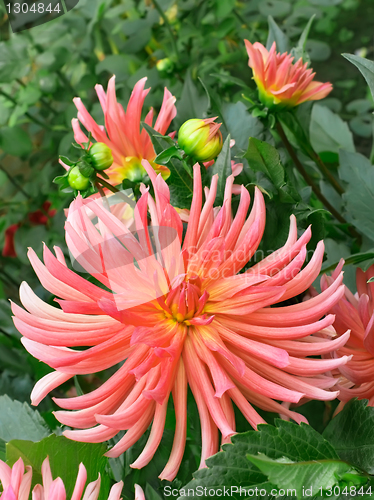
[156,58,174,73]
[68,166,90,191]
[178,118,223,162]
[89,143,114,171]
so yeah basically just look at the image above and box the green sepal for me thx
[155,145,184,165]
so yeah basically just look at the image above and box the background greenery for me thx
[1,0,374,498]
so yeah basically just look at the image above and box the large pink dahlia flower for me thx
[71,76,176,185]
[245,40,332,109]
[0,456,123,500]
[13,162,350,480]
[320,261,374,407]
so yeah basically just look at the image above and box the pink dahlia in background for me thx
[245,40,333,108]
[0,456,123,500]
[13,162,350,480]
[320,261,374,409]
[71,76,176,185]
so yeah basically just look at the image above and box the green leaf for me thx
[310,104,355,154]
[0,395,49,456]
[175,72,209,127]
[290,15,315,62]
[154,145,183,165]
[178,420,339,500]
[59,155,75,167]
[243,138,285,190]
[7,435,110,500]
[266,16,289,53]
[221,102,264,151]
[339,149,374,241]
[247,453,351,498]
[208,135,231,205]
[0,126,33,157]
[342,54,374,101]
[323,399,374,475]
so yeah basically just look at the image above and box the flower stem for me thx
[289,113,345,196]
[276,121,361,241]
[309,148,345,195]
[96,178,136,207]
[0,163,31,199]
[16,78,59,117]
[96,183,111,211]
[0,88,52,130]
[151,0,179,59]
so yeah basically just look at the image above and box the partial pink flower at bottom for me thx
[0,457,123,500]
[321,261,374,409]
[13,162,351,480]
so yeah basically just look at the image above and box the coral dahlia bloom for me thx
[245,40,333,108]
[13,162,350,480]
[0,457,123,500]
[321,261,374,407]
[71,76,176,185]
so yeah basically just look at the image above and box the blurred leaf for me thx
[305,40,331,61]
[222,102,264,151]
[0,126,33,157]
[342,53,374,101]
[339,149,374,241]
[7,436,110,500]
[0,39,30,83]
[0,395,49,449]
[96,55,132,81]
[310,104,355,154]
[323,399,374,475]
[259,1,291,18]
[175,73,209,127]
[0,371,34,403]
[247,453,352,498]
[266,16,289,53]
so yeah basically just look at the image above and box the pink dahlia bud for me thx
[245,40,333,109]
[88,142,114,171]
[178,117,223,162]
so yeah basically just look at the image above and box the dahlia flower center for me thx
[163,275,208,323]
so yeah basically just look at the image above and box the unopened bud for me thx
[156,58,174,73]
[89,143,114,171]
[68,166,90,191]
[178,118,223,162]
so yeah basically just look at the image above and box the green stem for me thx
[96,177,136,207]
[56,70,76,96]
[292,113,345,196]
[276,121,361,242]
[0,163,31,199]
[151,0,179,59]
[309,149,345,195]
[96,182,111,211]
[16,79,59,117]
